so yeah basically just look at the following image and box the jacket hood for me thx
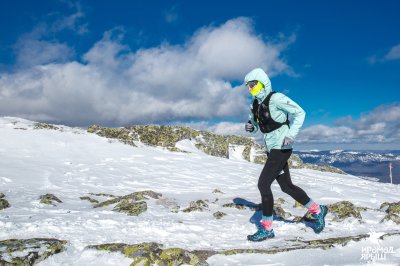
[244,68,272,100]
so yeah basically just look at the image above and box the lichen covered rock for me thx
[0,199,10,210]
[113,199,147,216]
[90,190,162,217]
[213,211,227,219]
[380,201,400,224]
[80,196,100,204]
[327,201,364,222]
[94,190,162,209]
[0,238,67,265]
[272,198,292,219]
[0,193,10,211]
[33,123,61,131]
[88,242,209,266]
[183,200,209,213]
[39,194,62,206]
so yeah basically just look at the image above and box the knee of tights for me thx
[258,182,272,193]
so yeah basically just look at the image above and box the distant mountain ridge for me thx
[294,150,400,184]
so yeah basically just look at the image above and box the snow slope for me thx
[0,117,399,265]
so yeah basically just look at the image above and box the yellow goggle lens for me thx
[249,81,263,96]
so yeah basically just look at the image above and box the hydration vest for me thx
[252,92,290,133]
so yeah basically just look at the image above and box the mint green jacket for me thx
[244,68,306,152]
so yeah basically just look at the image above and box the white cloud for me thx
[1,18,294,126]
[384,44,400,61]
[297,104,400,145]
[15,38,75,67]
[13,2,87,68]
[369,43,400,64]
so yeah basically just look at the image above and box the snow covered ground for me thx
[0,117,399,265]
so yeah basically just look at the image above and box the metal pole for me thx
[389,162,393,184]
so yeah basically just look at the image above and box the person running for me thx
[244,68,328,242]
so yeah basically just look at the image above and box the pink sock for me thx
[307,201,321,214]
[260,219,273,231]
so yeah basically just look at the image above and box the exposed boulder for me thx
[0,199,10,211]
[327,201,366,222]
[39,194,62,206]
[212,189,223,194]
[113,200,147,216]
[33,123,62,131]
[87,233,378,265]
[380,201,400,224]
[87,242,210,266]
[90,190,162,217]
[0,238,67,265]
[213,211,227,219]
[183,200,209,213]
[94,190,162,209]
[79,196,100,204]
[273,198,292,219]
[0,193,10,211]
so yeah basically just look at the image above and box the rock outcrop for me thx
[380,201,400,224]
[0,238,67,265]
[39,194,62,206]
[84,190,163,217]
[87,124,345,174]
[0,193,10,210]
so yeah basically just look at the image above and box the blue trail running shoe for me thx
[247,227,275,242]
[311,205,328,233]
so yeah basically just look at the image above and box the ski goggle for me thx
[246,80,263,96]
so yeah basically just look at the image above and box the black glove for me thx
[245,121,255,132]
[282,137,294,146]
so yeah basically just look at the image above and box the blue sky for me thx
[0,0,399,150]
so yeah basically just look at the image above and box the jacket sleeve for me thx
[274,93,306,140]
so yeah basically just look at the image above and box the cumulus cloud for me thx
[297,104,400,145]
[1,18,294,126]
[13,2,87,68]
[187,103,400,149]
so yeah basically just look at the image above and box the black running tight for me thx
[258,149,311,217]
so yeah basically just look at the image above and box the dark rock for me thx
[183,200,209,213]
[33,123,61,131]
[39,194,62,206]
[327,201,364,222]
[80,196,99,204]
[113,200,147,216]
[0,199,10,210]
[94,190,162,209]
[380,201,400,224]
[213,211,227,219]
[87,242,210,266]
